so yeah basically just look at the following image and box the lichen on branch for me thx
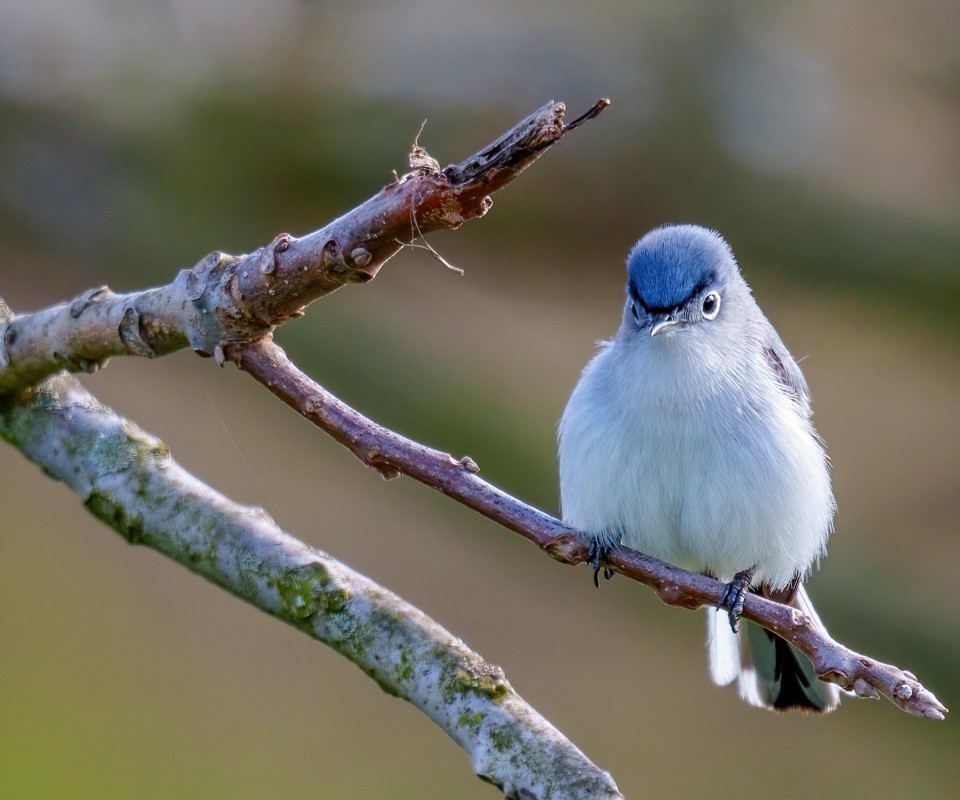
[0,372,623,800]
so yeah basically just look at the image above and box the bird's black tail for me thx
[707,584,840,712]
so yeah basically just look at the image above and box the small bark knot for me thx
[461,655,508,689]
[366,448,401,480]
[118,307,157,358]
[543,534,584,566]
[69,286,113,318]
[409,145,441,174]
[789,607,809,629]
[459,455,480,474]
[893,681,914,701]
[350,247,373,268]
[259,234,292,276]
[186,251,233,301]
[377,465,402,481]
[321,240,349,276]
[304,394,326,414]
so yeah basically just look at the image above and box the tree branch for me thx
[0,94,946,765]
[0,99,623,798]
[0,371,623,800]
[0,99,609,396]
[231,336,949,721]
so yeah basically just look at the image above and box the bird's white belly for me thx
[559,347,833,590]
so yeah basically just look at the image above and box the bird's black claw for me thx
[719,567,755,633]
[587,540,614,588]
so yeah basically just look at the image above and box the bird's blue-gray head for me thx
[624,224,744,337]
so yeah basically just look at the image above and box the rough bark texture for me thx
[0,371,623,800]
[0,100,609,394]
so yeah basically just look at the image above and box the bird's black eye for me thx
[702,292,721,320]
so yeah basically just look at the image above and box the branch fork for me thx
[0,96,946,800]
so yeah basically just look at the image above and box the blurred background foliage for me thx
[1,1,958,797]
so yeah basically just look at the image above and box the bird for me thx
[558,224,840,712]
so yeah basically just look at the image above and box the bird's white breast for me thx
[558,334,833,590]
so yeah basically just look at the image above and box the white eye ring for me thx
[702,292,721,320]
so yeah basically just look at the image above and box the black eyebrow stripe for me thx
[690,269,717,299]
[628,268,718,315]
[627,281,645,310]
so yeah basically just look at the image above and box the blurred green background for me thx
[2,1,958,797]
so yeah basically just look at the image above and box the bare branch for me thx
[0,99,609,396]
[231,337,948,722]
[0,372,623,800]
[0,99,617,797]
[1,94,945,744]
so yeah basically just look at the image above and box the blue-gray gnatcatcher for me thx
[559,224,840,712]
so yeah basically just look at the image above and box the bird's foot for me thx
[719,567,756,633]
[587,540,615,588]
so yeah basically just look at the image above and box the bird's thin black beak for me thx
[650,313,680,337]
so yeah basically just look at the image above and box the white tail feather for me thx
[705,586,841,712]
[706,607,740,686]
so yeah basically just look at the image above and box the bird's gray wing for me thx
[762,330,812,417]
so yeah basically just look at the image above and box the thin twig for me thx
[0,100,607,395]
[563,97,611,131]
[230,336,948,722]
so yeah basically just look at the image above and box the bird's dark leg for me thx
[719,567,756,633]
[587,539,615,588]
